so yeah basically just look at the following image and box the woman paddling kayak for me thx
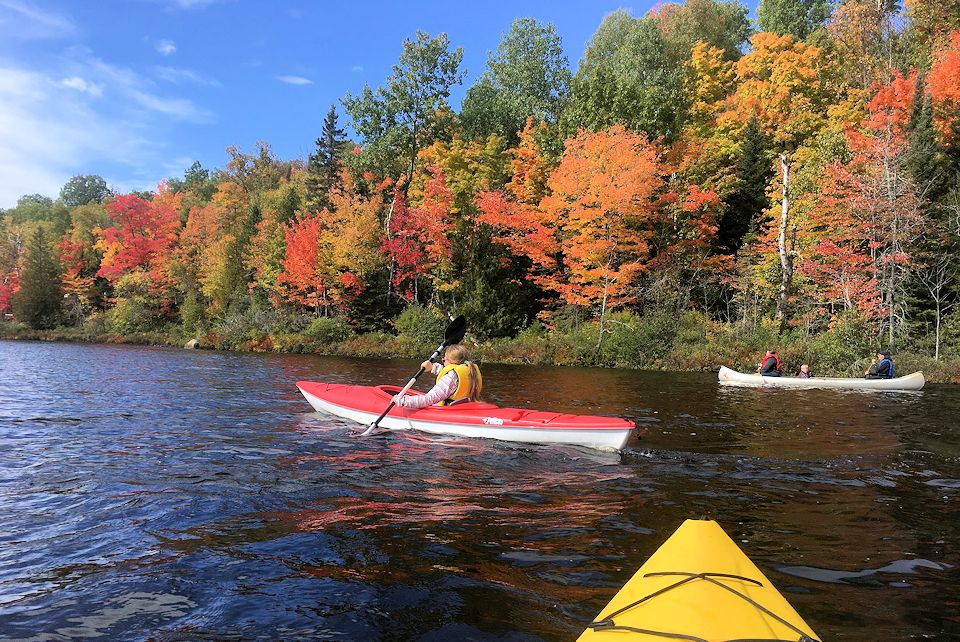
[393,343,483,409]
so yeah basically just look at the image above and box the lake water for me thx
[0,339,958,640]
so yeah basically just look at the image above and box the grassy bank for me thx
[3,306,958,384]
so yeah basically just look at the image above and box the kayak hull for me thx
[296,381,633,450]
[578,519,820,642]
[718,365,924,391]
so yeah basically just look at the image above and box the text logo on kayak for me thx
[483,417,504,426]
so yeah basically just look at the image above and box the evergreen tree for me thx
[454,225,539,340]
[907,78,960,221]
[306,105,348,212]
[13,226,63,329]
[717,116,774,253]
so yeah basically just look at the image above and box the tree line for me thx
[2,0,960,374]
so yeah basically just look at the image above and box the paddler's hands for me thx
[392,393,407,407]
[420,360,433,371]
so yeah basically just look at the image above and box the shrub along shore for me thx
[3,305,958,384]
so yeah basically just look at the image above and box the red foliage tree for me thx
[381,167,454,302]
[0,270,18,315]
[95,185,181,293]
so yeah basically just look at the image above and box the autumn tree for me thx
[828,0,901,90]
[539,126,665,350]
[0,269,17,317]
[315,186,387,311]
[381,168,455,303]
[804,71,928,347]
[178,181,253,314]
[60,201,110,318]
[96,186,181,294]
[731,32,842,328]
[246,178,306,306]
[277,213,327,315]
[415,132,540,338]
[904,0,960,45]
[927,31,960,143]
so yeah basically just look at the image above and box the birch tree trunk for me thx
[775,153,793,332]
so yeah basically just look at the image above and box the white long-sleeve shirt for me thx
[397,363,458,409]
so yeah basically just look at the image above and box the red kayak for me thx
[297,381,634,450]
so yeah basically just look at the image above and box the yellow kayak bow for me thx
[578,519,820,642]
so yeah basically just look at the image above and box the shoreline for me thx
[3,325,957,384]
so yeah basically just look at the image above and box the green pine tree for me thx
[717,116,774,254]
[306,105,348,212]
[13,226,63,329]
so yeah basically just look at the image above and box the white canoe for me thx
[718,366,925,391]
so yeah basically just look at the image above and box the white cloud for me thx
[154,65,220,87]
[0,66,144,206]
[0,51,216,208]
[169,0,220,8]
[69,49,214,122]
[0,0,75,39]
[130,89,214,122]
[351,65,363,73]
[276,75,312,86]
[61,76,103,96]
[155,39,176,56]
[150,0,225,10]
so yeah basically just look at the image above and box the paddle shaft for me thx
[363,340,445,432]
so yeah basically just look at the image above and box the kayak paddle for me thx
[360,315,467,436]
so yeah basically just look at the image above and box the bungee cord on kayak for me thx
[587,571,820,642]
[577,520,821,642]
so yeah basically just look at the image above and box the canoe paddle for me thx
[360,314,467,436]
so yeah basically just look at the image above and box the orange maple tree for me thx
[928,31,960,142]
[277,213,328,314]
[540,125,665,345]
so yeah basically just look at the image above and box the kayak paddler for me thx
[865,351,894,379]
[393,344,483,409]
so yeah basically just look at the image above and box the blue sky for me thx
[0,0,666,209]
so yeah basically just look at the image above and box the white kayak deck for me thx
[718,366,925,391]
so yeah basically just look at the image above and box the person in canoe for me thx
[393,344,483,409]
[865,351,894,379]
[757,350,782,376]
[797,364,813,378]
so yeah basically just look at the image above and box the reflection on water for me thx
[0,340,958,640]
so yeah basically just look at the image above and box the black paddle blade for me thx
[444,315,467,347]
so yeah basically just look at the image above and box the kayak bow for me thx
[578,519,820,642]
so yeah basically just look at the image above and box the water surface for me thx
[0,340,958,640]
